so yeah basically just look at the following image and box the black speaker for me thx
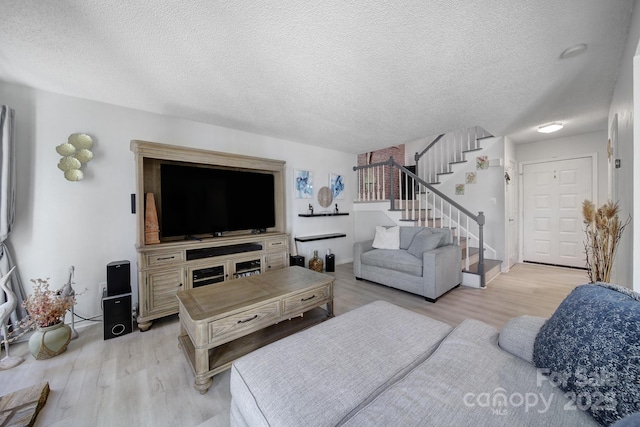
[290,255,305,267]
[103,291,133,340]
[107,260,131,296]
[325,254,335,272]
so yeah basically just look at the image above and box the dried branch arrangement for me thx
[582,200,630,283]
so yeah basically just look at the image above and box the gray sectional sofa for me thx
[353,226,461,301]
[230,283,640,426]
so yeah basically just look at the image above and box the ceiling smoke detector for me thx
[560,44,587,59]
[538,122,564,133]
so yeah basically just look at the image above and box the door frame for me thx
[518,152,598,266]
[505,158,518,271]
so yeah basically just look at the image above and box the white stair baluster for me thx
[382,164,386,200]
[456,210,461,246]
[374,166,378,200]
[465,216,470,270]
[378,166,382,200]
[403,172,408,218]
[418,180,422,226]
[397,167,401,210]
[373,166,377,201]
[411,175,416,223]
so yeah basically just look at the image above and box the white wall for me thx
[435,137,507,263]
[503,137,518,268]
[353,206,397,242]
[609,3,640,290]
[0,81,357,319]
[635,56,640,292]
[405,134,507,265]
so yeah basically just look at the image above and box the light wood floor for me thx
[0,263,589,427]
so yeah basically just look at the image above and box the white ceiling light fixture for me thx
[538,122,564,133]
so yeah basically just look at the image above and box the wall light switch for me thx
[491,198,497,205]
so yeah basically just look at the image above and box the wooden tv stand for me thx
[131,141,288,331]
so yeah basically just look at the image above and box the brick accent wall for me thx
[357,145,404,200]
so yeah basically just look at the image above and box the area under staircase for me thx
[354,126,502,288]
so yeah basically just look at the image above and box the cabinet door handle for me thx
[271,242,282,246]
[237,314,258,324]
[157,256,175,261]
[301,295,316,302]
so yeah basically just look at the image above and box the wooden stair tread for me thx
[462,247,480,258]
[463,259,502,274]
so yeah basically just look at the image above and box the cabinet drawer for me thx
[146,251,184,266]
[266,238,287,250]
[282,285,331,316]
[208,301,280,345]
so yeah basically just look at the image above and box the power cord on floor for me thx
[73,312,102,322]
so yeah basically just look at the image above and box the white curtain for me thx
[0,105,26,324]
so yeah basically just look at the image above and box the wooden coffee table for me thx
[176,266,334,394]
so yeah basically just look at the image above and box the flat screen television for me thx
[160,163,276,239]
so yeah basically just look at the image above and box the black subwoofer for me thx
[290,255,305,267]
[107,260,131,296]
[325,254,335,272]
[102,291,133,340]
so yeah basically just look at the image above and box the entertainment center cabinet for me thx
[131,140,288,331]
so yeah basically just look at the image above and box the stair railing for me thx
[414,126,492,186]
[354,157,486,287]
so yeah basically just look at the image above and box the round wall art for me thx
[317,186,333,208]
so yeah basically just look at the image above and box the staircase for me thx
[354,126,502,287]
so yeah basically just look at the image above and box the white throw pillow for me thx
[372,226,400,250]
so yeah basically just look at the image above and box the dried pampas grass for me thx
[582,200,630,283]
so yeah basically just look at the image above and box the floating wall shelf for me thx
[298,213,349,217]
[294,233,347,242]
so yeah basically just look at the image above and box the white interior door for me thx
[522,157,593,268]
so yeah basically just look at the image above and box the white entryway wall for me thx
[0,81,357,320]
[609,3,640,291]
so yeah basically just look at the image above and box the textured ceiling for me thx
[0,1,634,153]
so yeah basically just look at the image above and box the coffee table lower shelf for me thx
[178,307,331,383]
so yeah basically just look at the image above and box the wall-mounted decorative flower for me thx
[56,133,94,181]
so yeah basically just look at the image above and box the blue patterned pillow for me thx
[533,283,640,426]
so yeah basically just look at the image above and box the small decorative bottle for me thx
[309,250,323,272]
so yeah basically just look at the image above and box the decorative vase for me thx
[28,322,72,360]
[309,250,323,272]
